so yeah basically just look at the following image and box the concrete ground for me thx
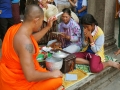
[97,18,120,90]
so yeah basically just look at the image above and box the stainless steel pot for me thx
[45,56,63,71]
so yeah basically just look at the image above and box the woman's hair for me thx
[62,8,71,16]
[81,14,98,26]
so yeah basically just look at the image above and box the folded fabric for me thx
[65,74,77,81]
[62,69,88,89]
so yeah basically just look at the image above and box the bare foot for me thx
[108,61,120,69]
[56,85,65,90]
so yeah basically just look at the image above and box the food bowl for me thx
[45,56,63,71]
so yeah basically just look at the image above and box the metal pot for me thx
[45,56,63,71]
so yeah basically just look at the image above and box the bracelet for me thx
[90,42,95,46]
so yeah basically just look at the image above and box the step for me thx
[66,66,119,90]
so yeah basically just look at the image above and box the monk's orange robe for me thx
[0,23,62,90]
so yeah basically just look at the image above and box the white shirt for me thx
[55,0,70,6]
[118,0,120,4]
[75,0,87,7]
[82,0,87,6]
[118,12,120,18]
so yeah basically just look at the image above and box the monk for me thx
[0,5,63,90]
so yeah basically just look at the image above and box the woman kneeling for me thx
[75,14,120,73]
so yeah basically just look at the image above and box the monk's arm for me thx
[13,36,62,82]
[32,26,50,41]
[33,17,57,42]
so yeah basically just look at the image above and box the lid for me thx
[52,50,69,58]
[46,56,63,62]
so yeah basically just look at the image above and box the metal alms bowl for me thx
[45,56,63,71]
[52,50,69,58]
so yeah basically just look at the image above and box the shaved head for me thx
[24,4,43,22]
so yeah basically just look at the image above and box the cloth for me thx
[0,18,14,41]
[75,52,103,73]
[85,45,95,54]
[12,0,20,3]
[56,1,70,12]
[0,0,12,18]
[12,3,20,24]
[82,0,87,6]
[63,44,80,53]
[58,18,82,51]
[76,0,87,17]
[56,0,70,5]
[19,0,26,14]
[118,0,120,4]
[81,26,105,62]
[0,23,62,90]
[62,69,88,89]
[54,0,57,5]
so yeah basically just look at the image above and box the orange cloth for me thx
[0,23,62,90]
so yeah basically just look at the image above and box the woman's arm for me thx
[68,0,77,7]
[90,35,104,53]
[13,35,62,82]
[78,0,87,13]
[78,6,87,13]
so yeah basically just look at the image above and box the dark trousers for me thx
[0,18,14,41]
[75,52,103,73]
[12,3,20,24]
[20,0,26,15]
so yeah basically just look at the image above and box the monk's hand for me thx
[51,70,63,78]
[114,49,120,55]
[47,16,57,28]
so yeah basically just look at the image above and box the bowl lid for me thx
[52,50,69,58]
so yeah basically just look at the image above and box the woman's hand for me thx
[60,33,70,40]
[115,49,120,55]
[84,30,92,39]
[84,30,94,44]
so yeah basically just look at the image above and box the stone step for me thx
[66,67,119,90]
